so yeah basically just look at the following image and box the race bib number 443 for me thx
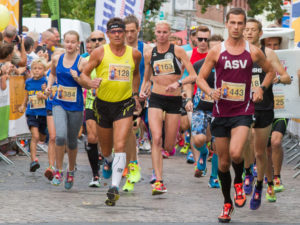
[109,64,131,82]
[57,85,77,102]
[153,59,175,75]
[221,81,246,101]
[29,95,45,109]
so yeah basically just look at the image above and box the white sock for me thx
[104,154,114,163]
[111,152,126,188]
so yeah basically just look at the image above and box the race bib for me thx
[57,85,77,102]
[109,64,131,82]
[274,94,285,109]
[221,81,246,101]
[49,86,57,100]
[200,91,214,103]
[153,59,175,75]
[251,75,260,90]
[29,95,45,109]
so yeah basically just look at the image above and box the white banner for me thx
[94,0,145,33]
[274,49,300,118]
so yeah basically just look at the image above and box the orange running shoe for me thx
[122,167,128,177]
[218,203,234,223]
[234,183,246,207]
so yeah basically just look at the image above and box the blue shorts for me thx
[26,115,47,135]
[191,110,212,136]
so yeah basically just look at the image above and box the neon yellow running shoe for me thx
[123,178,134,192]
[266,185,277,202]
[273,177,285,193]
[180,143,190,154]
[128,163,141,183]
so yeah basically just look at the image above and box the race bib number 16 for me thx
[221,81,246,101]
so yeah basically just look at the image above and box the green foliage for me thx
[142,19,156,42]
[144,0,167,13]
[197,0,285,21]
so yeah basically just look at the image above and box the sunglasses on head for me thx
[198,37,208,42]
[91,37,104,42]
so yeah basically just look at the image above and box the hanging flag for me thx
[0,0,20,29]
[291,0,300,46]
[94,0,145,32]
[48,0,61,35]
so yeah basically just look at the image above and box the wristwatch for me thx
[259,85,267,92]
[277,75,281,84]
[177,80,182,87]
[186,97,192,102]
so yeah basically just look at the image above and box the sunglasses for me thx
[108,29,124,34]
[198,37,208,42]
[91,37,104,42]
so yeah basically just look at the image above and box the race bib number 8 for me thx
[57,85,77,102]
[153,59,175,75]
[221,81,246,101]
[29,95,45,109]
[251,74,260,90]
[109,64,131,82]
[274,94,285,109]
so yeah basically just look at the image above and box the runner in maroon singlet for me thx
[196,8,275,223]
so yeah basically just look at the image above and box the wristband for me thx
[186,98,192,102]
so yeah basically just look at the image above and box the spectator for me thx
[0,43,14,90]
[38,30,56,61]
[25,36,38,69]
[27,31,40,50]
[3,25,27,67]
[22,26,29,33]
[47,27,60,47]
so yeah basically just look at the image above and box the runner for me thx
[122,14,152,192]
[244,19,291,208]
[263,35,291,194]
[19,58,48,172]
[80,17,142,206]
[45,30,87,189]
[84,30,106,188]
[186,35,223,185]
[196,8,275,223]
[140,20,197,195]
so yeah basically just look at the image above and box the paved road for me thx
[0,139,300,224]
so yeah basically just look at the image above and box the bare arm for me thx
[132,49,142,94]
[80,47,103,89]
[17,39,27,67]
[266,48,291,84]
[139,50,152,98]
[71,57,88,86]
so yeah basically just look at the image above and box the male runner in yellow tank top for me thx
[79,17,142,206]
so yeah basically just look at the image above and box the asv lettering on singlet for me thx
[153,59,175,75]
[221,81,245,101]
[224,60,248,69]
[251,75,260,91]
[29,95,46,109]
[57,85,77,102]
[108,64,131,82]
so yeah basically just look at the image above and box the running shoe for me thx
[266,185,277,202]
[197,151,208,172]
[105,186,120,206]
[162,149,170,158]
[234,183,246,207]
[64,170,75,190]
[180,143,190,154]
[122,178,134,192]
[186,151,195,164]
[243,174,254,195]
[194,166,207,177]
[152,181,167,195]
[253,163,257,177]
[150,169,156,184]
[89,176,101,188]
[178,135,185,147]
[250,186,262,210]
[218,203,234,223]
[169,147,176,156]
[274,177,285,193]
[122,167,128,177]
[52,170,63,186]
[30,160,40,172]
[44,166,55,181]
[102,160,112,179]
[208,176,220,188]
[128,163,141,183]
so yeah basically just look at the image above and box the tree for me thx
[197,0,285,21]
[143,0,167,13]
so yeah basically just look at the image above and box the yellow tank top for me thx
[96,44,135,102]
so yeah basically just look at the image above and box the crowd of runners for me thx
[0,7,294,223]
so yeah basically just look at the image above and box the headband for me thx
[107,23,125,31]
